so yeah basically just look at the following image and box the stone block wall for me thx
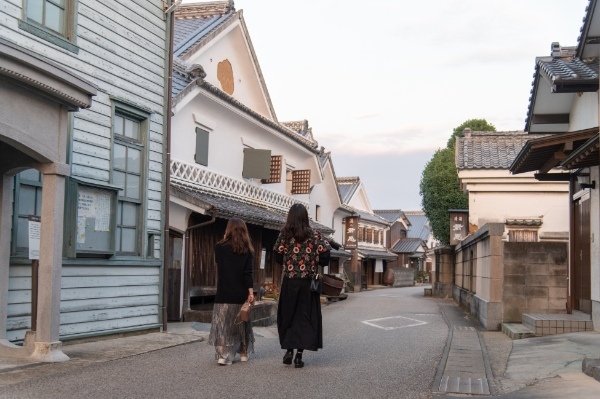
[393,268,416,287]
[502,241,568,322]
[433,246,454,298]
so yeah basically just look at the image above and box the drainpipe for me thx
[182,210,217,315]
[162,1,175,333]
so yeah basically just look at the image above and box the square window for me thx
[21,0,77,53]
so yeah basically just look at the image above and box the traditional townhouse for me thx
[0,1,170,362]
[167,2,334,321]
[451,130,572,330]
[337,177,395,290]
[374,209,421,286]
[510,0,600,332]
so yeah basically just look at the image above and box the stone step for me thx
[501,323,535,340]
[522,313,593,336]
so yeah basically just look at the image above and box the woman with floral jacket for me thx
[274,204,331,368]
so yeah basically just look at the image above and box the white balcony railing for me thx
[170,159,308,212]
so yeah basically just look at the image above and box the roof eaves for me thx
[560,133,600,169]
[510,127,599,174]
[577,0,598,58]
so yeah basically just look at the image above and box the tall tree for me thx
[420,119,496,245]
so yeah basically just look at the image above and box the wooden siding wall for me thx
[7,264,160,341]
[1,1,166,340]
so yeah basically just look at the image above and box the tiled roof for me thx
[405,214,430,241]
[577,0,597,58]
[456,130,549,169]
[337,176,360,204]
[525,41,599,131]
[373,209,404,223]
[281,120,313,139]
[391,238,424,254]
[358,248,398,260]
[537,56,599,91]
[171,184,334,234]
[172,58,193,97]
[353,209,391,226]
[173,2,235,58]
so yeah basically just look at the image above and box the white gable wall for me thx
[569,92,598,131]
[186,23,272,119]
[348,183,373,212]
[172,91,318,197]
[310,160,342,232]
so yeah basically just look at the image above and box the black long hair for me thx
[217,218,254,255]
[281,204,312,243]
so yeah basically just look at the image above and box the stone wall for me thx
[503,241,568,322]
[393,268,416,287]
[433,246,454,298]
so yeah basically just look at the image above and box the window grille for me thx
[262,155,282,183]
[291,170,310,194]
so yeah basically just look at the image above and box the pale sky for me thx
[184,0,590,210]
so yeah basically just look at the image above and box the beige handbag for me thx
[235,301,251,324]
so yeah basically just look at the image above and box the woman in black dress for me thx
[208,218,255,365]
[274,204,331,368]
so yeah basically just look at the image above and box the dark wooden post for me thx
[31,259,39,331]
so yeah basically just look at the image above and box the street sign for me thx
[28,215,41,260]
[344,216,359,249]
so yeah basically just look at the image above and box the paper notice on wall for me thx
[78,190,95,219]
[77,216,86,244]
[28,215,41,260]
[78,187,111,232]
[375,259,383,273]
[94,192,111,232]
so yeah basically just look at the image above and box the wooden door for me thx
[167,233,183,321]
[572,197,591,313]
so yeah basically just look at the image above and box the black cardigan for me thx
[214,243,254,304]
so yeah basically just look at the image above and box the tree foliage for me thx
[447,119,496,148]
[420,119,496,245]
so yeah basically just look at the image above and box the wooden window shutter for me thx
[262,155,282,184]
[195,127,209,166]
[358,227,364,241]
[366,228,373,243]
[291,170,310,194]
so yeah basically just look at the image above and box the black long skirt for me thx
[277,277,322,351]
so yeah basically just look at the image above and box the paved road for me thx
[0,286,449,399]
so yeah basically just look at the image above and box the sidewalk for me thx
[435,299,600,398]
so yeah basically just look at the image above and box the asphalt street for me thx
[0,286,449,399]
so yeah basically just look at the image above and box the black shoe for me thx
[294,357,304,368]
[283,350,293,365]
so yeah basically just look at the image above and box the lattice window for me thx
[291,170,310,194]
[262,155,282,184]
[366,228,373,243]
[358,227,364,242]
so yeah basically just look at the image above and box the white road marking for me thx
[361,315,428,330]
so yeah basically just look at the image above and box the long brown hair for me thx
[218,218,254,254]
[281,203,312,242]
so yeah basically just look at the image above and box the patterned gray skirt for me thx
[208,303,255,361]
